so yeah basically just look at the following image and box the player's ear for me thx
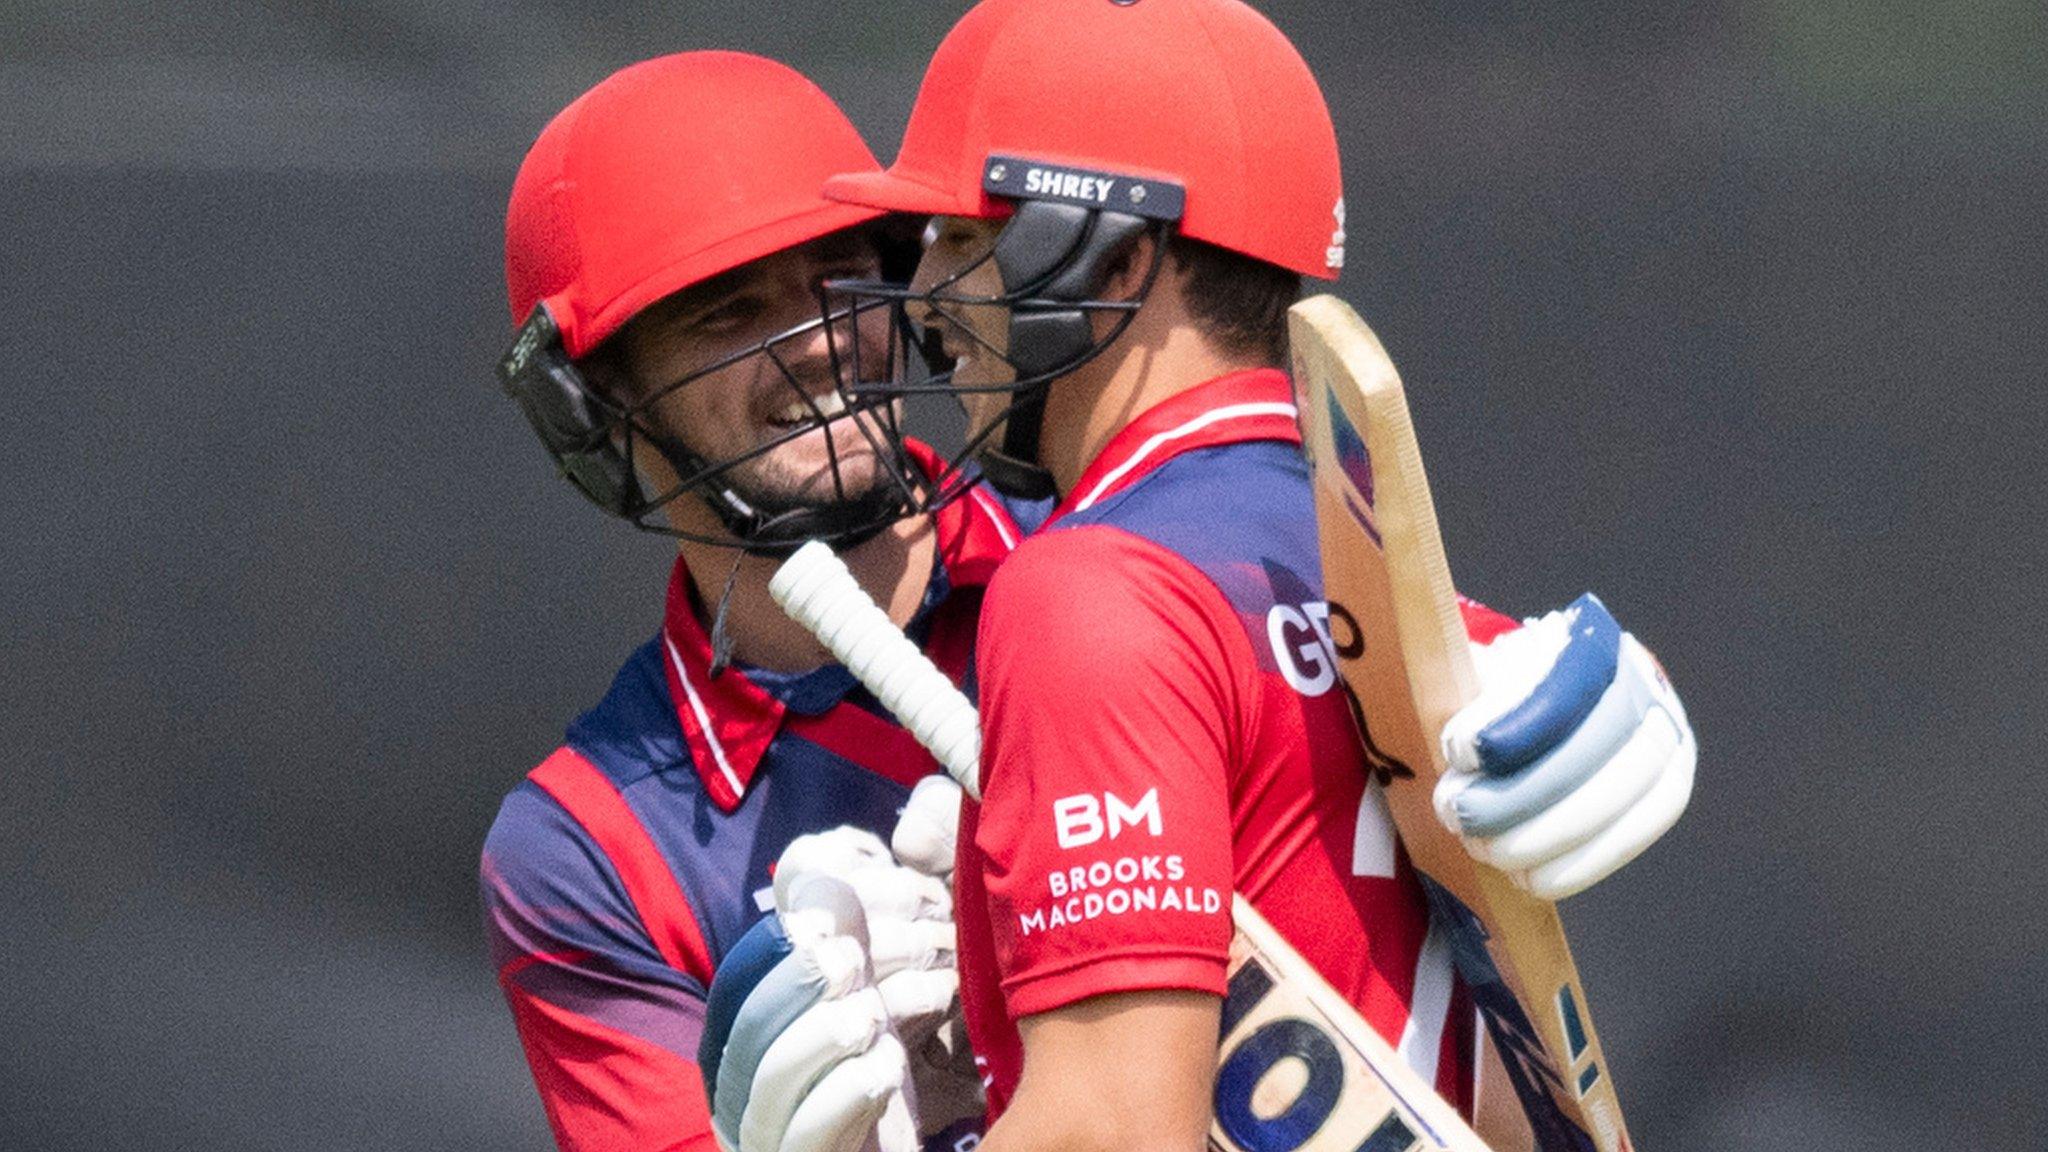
[573,335,635,407]
[1094,229,1160,305]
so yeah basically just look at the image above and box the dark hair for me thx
[1169,235,1302,368]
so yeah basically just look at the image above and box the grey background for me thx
[3,1,2042,1148]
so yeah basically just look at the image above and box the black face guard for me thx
[496,291,951,555]
[829,155,1188,502]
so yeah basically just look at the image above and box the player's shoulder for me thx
[1069,439,1311,533]
[560,633,692,786]
[989,521,1212,617]
[978,523,1253,694]
[481,634,696,895]
[480,753,615,910]
[1047,442,1326,631]
[1066,441,1317,573]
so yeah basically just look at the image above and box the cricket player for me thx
[479,52,1023,1152]
[787,1,1700,1148]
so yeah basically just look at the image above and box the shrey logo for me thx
[1326,390,1380,546]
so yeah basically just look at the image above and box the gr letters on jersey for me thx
[1267,600,1364,698]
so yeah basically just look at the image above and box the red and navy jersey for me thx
[482,481,1027,1152]
[957,369,1516,1119]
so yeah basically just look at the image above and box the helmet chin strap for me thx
[975,200,1156,502]
[647,429,903,557]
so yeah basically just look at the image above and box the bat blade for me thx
[1289,294,1632,1152]
[1213,898,1493,1152]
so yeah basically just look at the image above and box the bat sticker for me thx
[1324,389,1382,546]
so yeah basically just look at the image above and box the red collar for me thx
[660,442,1021,811]
[1048,368,1301,525]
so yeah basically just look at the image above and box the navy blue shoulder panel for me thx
[1056,442,1329,674]
[555,634,917,969]
[563,636,685,787]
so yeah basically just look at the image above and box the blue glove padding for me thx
[700,914,795,1116]
[1437,595,1696,899]
[1470,592,1620,776]
[699,876,910,1152]
[1449,599,1649,834]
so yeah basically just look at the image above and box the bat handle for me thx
[769,541,984,799]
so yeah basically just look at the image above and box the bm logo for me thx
[1053,788,1163,850]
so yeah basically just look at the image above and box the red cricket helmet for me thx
[497,53,941,551]
[824,0,1345,281]
[507,51,887,359]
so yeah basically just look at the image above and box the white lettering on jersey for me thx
[1052,794,1102,848]
[1052,788,1163,849]
[1049,853,1179,897]
[1268,601,1342,696]
[1018,860,1223,936]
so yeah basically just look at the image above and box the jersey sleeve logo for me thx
[1052,788,1163,849]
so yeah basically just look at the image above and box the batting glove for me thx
[771,826,958,1042]
[701,874,916,1152]
[1435,594,1696,900]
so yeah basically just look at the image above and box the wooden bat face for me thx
[1211,898,1491,1152]
[1289,295,1631,1152]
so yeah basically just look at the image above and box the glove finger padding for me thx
[772,1036,913,1152]
[841,868,953,927]
[701,914,798,1110]
[891,776,963,880]
[875,967,960,1043]
[1521,718,1695,899]
[1465,708,1673,870]
[738,990,894,1152]
[865,912,956,980]
[773,829,895,912]
[1442,634,1652,836]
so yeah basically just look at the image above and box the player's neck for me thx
[1039,289,1274,497]
[671,513,937,674]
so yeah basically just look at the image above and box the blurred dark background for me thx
[3,1,2042,1148]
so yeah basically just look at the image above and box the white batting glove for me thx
[882,777,984,1136]
[701,800,978,1152]
[1435,594,1696,900]
[890,775,963,882]
[701,874,917,1152]
[773,826,958,1044]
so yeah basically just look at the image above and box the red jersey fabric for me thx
[958,369,1513,1118]
[482,450,1030,1152]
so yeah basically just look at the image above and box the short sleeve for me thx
[482,779,719,1152]
[972,526,1253,1018]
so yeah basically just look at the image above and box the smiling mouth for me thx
[764,388,851,431]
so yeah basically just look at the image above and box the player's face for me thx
[606,231,893,513]
[911,216,1014,442]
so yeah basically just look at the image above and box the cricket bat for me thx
[1289,294,1631,1152]
[770,541,1494,1152]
